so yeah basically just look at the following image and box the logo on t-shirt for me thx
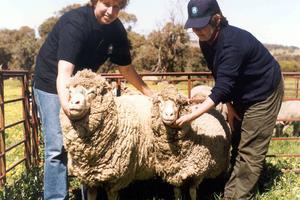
[107,44,113,55]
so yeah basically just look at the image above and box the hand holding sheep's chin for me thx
[61,104,71,118]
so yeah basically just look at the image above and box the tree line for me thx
[0,4,299,72]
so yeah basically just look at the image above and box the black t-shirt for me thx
[34,5,131,94]
[200,24,282,106]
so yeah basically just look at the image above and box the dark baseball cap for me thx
[184,0,221,29]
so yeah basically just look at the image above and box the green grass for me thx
[2,78,27,185]
[283,77,300,99]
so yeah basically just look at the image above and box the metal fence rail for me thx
[0,70,40,187]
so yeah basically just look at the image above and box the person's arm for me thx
[57,60,75,117]
[118,65,154,97]
[175,97,215,127]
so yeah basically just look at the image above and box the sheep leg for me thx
[87,187,97,200]
[107,189,119,200]
[189,186,197,200]
[174,187,182,200]
[190,179,202,200]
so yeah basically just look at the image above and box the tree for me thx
[38,17,59,41]
[119,11,137,31]
[140,22,190,72]
[0,27,37,70]
[57,4,82,16]
[185,46,207,72]
[0,29,13,69]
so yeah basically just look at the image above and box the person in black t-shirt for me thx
[33,0,153,199]
[176,0,283,199]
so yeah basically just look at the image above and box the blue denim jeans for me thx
[33,87,68,200]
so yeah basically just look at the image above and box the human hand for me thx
[61,103,71,118]
[226,103,241,131]
[175,114,194,127]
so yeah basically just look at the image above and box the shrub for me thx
[0,166,43,200]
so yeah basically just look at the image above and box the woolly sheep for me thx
[60,69,156,200]
[151,85,231,200]
[110,81,140,96]
[274,100,300,137]
[190,85,228,120]
[190,85,212,102]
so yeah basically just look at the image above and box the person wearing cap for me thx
[176,0,283,199]
[33,0,153,199]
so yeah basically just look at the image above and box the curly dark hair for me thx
[89,0,129,9]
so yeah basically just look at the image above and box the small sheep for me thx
[190,85,212,102]
[60,69,156,200]
[151,85,231,200]
[275,100,300,137]
[190,85,228,120]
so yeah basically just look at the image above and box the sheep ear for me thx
[157,95,163,103]
[105,81,112,91]
[178,94,189,106]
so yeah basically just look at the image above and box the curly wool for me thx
[151,85,231,187]
[60,70,155,192]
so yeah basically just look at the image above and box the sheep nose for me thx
[164,110,174,117]
[72,100,80,105]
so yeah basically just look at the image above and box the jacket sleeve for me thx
[209,42,244,104]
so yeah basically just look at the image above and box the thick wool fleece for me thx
[151,85,231,187]
[60,70,155,196]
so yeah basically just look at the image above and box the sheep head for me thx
[68,85,96,120]
[154,85,189,125]
[67,69,112,121]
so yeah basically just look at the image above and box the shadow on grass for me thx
[71,173,227,200]
[70,163,283,200]
[257,162,283,194]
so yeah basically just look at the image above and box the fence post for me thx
[0,71,6,186]
[296,77,299,98]
[22,73,32,169]
[187,75,191,98]
[30,78,40,166]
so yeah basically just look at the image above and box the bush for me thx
[0,166,43,200]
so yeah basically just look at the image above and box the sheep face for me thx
[68,85,96,120]
[158,97,180,125]
[154,85,188,126]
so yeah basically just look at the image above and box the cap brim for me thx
[184,16,211,29]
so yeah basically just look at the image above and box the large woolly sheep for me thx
[60,69,156,200]
[151,85,231,200]
[274,100,300,136]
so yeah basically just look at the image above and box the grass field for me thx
[2,78,26,185]
[2,78,300,199]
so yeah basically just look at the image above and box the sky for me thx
[0,0,300,48]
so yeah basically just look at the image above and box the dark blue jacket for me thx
[200,24,282,106]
